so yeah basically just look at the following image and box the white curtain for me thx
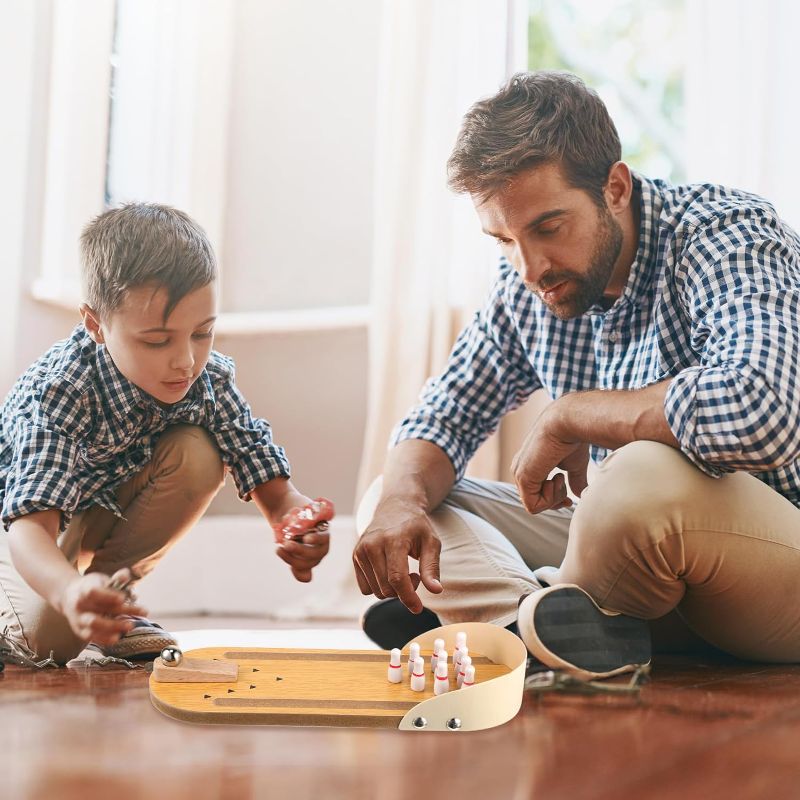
[686,0,800,228]
[357,0,530,500]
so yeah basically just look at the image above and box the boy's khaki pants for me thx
[0,425,224,664]
[359,441,800,662]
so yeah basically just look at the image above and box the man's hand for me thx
[269,489,331,583]
[58,568,147,646]
[353,496,443,614]
[511,399,590,514]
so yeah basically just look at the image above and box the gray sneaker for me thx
[517,584,651,681]
[98,616,177,660]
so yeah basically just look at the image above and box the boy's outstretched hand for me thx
[58,568,147,646]
[270,495,333,583]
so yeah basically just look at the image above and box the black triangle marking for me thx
[276,677,283,681]
[253,668,259,672]
[250,684,256,689]
[227,689,235,693]
[204,694,211,699]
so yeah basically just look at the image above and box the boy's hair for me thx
[447,71,622,205]
[80,203,217,321]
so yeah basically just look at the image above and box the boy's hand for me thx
[58,568,147,646]
[271,492,332,583]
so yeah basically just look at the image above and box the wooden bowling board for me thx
[150,645,511,728]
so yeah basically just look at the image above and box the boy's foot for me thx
[516,584,651,681]
[361,598,441,649]
[97,616,177,660]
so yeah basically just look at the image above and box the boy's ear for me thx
[80,303,105,344]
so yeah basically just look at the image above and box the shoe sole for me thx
[518,584,651,681]
[101,632,177,661]
[361,598,441,650]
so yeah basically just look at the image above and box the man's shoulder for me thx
[657,179,786,239]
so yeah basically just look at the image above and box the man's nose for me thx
[517,243,549,285]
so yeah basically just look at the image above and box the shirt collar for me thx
[620,172,664,308]
[584,171,665,315]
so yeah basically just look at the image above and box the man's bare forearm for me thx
[553,379,679,449]
[380,439,457,513]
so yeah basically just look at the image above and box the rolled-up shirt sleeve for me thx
[665,227,800,476]
[391,265,542,479]
[208,361,291,500]
[2,380,88,530]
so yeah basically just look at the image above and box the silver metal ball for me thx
[160,646,183,666]
[446,717,462,730]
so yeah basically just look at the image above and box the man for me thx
[353,71,800,679]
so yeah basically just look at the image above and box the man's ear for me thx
[603,161,633,215]
[80,303,105,344]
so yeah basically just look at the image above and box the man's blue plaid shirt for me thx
[392,173,800,507]
[0,326,291,530]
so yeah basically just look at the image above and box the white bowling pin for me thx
[407,642,420,676]
[457,655,472,689]
[434,660,449,695]
[410,656,426,692]
[460,664,476,689]
[431,638,445,674]
[452,631,467,671]
[387,647,403,683]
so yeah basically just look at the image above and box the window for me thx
[33,0,375,332]
[528,0,686,182]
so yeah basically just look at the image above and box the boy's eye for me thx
[193,330,214,340]
[143,340,169,348]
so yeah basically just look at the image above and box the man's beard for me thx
[526,209,624,320]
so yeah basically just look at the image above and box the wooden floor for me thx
[2,624,800,800]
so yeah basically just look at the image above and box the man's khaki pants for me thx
[0,425,224,664]
[359,441,800,662]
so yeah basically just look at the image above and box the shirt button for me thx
[608,332,617,343]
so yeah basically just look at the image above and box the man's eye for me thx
[143,340,169,348]
[193,330,214,340]
[495,238,512,246]
[539,226,561,236]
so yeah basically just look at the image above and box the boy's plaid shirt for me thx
[392,174,800,507]
[0,327,291,530]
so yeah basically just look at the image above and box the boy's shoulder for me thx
[3,326,97,435]
[23,325,97,401]
[204,350,236,386]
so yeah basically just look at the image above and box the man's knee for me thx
[152,425,225,497]
[571,440,703,554]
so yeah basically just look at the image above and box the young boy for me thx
[0,203,331,664]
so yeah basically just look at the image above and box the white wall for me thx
[221,0,380,313]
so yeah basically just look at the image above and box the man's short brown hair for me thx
[447,71,621,204]
[80,203,217,321]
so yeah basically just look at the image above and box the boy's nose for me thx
[170,348,195,372]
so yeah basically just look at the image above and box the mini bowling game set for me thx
[149,622,527,732]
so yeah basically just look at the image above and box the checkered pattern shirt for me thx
[0,325,291,530]
[392,173,800,506]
